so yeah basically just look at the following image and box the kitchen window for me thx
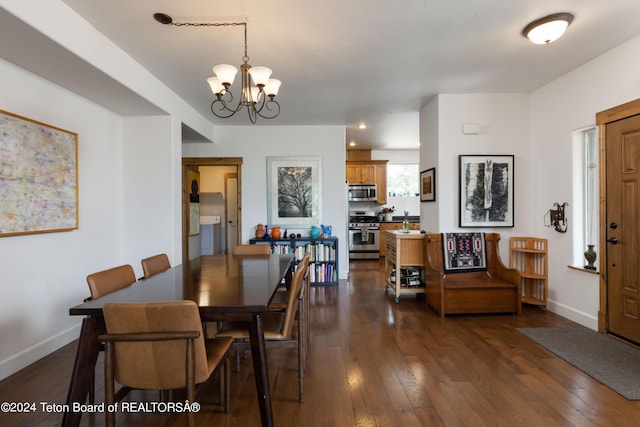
[387,163,419,197]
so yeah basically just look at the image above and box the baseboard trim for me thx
[547,299,598,331]
[0,322,81,381]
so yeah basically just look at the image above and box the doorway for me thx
[182,157,243,263]
[597,98,640,344]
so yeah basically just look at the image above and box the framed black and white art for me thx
[267,156,322,226]
[458,155,514,228]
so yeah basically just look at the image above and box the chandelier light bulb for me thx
[213,64,238,85]
[247,66,273,87]
[522,13,574,45]
[264,79,281,97]
[207,76,225,95]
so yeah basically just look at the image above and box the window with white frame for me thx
[573,126,598,268]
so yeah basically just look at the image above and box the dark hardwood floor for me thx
[2,259,640,426]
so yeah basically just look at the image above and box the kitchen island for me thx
[384,230,425,303]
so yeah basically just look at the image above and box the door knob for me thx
[607,237,619,244]
[610,222,618,229]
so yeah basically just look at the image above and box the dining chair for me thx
[86,264,137,299]
[84,264,137,403]
[216,255,309,402]
[140,253,171,279]
[99,300,233,427]
[232,244,271,255]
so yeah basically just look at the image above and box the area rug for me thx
[442,232,487,273]
[517,327,640,400]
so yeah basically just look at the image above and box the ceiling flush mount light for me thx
[154,13,281,124]
[522,12,574,45]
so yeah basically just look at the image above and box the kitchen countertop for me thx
[380,215,420,223]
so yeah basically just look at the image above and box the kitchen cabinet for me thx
[385,231,425,303]
[346,160,388,204]
[379,222,420,256]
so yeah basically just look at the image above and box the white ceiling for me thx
[8,1,640,149]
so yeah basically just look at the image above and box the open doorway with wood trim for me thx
[181,157,243,263]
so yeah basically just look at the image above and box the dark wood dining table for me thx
[62,253,294,427]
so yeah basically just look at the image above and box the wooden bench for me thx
[424,232,521,317]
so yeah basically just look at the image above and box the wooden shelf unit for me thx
[250,237,339,286]
[509,236,548,309]
[384,231,425,303]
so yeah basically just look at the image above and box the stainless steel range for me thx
[348,210,380,260]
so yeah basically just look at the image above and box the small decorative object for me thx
[255,223,266,239]
[310,225,321,239]
[321,224,332,237]
[379,206,395,222]
[296,233,302,238]
[263,225,271,239]
[402,211,410,232]
[584,244,597,270]
[271,226,281,239]
[283,229,288,238]
[544,202,568,233]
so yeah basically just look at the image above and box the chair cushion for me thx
[442,232,487,274]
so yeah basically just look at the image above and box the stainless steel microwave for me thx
[348,184,377,202]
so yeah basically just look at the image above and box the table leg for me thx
[62,316,104,427]
[248,312,274,427]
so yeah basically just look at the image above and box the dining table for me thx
[62,253,294,427]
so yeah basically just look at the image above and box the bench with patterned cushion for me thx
[424,232,521,317]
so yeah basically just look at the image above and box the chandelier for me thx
[154,13,281,124]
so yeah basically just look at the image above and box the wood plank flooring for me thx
[2,259,640,426]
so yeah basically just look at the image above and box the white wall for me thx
[528,34,640,328]
[419,34,640,330]
[182,126,349,278]
[0,58,126,379]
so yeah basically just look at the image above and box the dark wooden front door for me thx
[605,113,640,344]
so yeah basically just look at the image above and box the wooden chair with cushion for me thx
[216,255,309,402]
[424,232,521,317]
[140,253,171,279]
[99,300,233,427]
[232,244,271,255]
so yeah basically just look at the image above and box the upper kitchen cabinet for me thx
[346,160,388,204]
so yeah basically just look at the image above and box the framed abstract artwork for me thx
[0,110,78,236]
[267,156,322,226]
[459,155,514,228]
[420,167,436,202]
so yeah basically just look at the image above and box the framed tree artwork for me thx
[267,156,322,226]
[459,154,514,227]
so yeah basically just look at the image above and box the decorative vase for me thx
[584,244,597,270]
[255,223,265,239]
[310,225,321,239]
[263,225,270,239]
[271,226,281,239]
[402,211,409,232]
[384,213,393,222]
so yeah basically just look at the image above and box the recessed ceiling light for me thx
[358,123,366,129]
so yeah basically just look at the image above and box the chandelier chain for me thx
[163,21,249,62]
